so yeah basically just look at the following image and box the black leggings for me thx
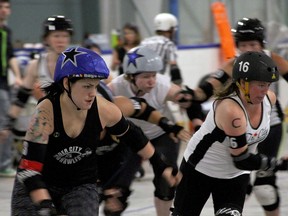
[11,178,99,216]
[151,133,180,201]
[172,160,249,216]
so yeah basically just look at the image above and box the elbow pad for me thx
[210,69,230,84]
[232,149,277,171]
[17,141,47,192]
[197,81,214,102]
[119,120,149,152]
[13,86,32,108]
[170,65,182,85]
[107,117,149,153]
[130,97,156,121]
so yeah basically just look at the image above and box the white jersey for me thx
[140,35,177,74]
[110,73,171,139]
[183,94,272,179]
[37,52,54,87]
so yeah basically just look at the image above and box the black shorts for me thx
[172,159,249,216]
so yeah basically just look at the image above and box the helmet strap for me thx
[130,75,143,96]
[64,79,81,110]
[236,81,252,104]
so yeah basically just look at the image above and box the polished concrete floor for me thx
[1,163,288,216]
[1,131,288,216]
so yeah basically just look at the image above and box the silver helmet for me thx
[123,46,163,74]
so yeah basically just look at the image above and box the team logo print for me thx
[61,47,87,68]
[54,146,92,164]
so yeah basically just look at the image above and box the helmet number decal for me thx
[238,61,249,73]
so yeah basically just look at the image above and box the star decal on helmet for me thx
[127,48,144,68]
[61,47,87,68]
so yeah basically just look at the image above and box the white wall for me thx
[10,46,288,110]
[102,46,288,109]
[103,46,221,88]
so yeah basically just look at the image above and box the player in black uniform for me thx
[85,42,189,215]
[96,81,191,216]
[10,47,181,216]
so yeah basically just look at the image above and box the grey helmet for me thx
[123,46,163,74]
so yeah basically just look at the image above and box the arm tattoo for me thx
[232,118,241,128]
[26,108,52,143]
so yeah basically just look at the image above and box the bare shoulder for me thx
[97,95,123,128]
[25,98,54,144]
[267,90,276,105]
[215,98,246,136]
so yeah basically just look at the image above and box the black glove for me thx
[149,151,178,177]
[35,199,57,216]
[177,86,194,103]
[158,117,183,136]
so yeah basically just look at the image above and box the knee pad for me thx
[253,184,279,210]
[215,204,242,216]
[153,176,175,201]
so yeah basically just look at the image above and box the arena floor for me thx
[1,135,288,216]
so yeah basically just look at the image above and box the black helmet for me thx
[43,15,73,38]
[231,18,265,47]
[233,51,279,83]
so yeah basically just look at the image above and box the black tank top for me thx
[42,94,102,187]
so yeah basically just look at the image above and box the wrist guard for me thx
[149,151,178,177]
[35,199,57,216]
[130,97,156,121]
[170,64,182,85]
[158,117,183,136]
[13,86,32,108]
[232,149,278,171]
